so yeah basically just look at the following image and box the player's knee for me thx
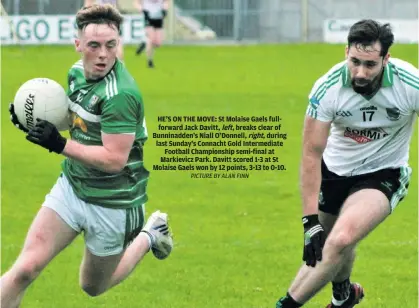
[80,283,106,297]
[152,40,161,47]
[14,259,42,285]
[325,231,354,255]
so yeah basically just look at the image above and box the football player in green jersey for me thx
[2,4,173,307]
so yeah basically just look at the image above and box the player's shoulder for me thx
[389,57,418,75]
[309,60,346,99]
[313,60,346,86]
[116,66,138,89]
[103,61,143,103]
[388,57,419,94]
[68,59,84,74]
[389,57,419,82]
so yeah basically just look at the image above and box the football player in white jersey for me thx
[276,19,417,308]
[84,0,125,61]
[134,0,169,68]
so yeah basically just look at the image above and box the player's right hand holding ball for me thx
[9,103,67,154]
[302,214,326,267]
[9,103,29,133]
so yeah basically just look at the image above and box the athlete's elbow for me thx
[103,157,128,173]
[302,146,324,161]
[105,165,124,174]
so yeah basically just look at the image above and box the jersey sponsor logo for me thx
[71,112,88,133]
[386,107,401,121]
[360,106,377,111]
[336,110,352,117]
[344,127,389,143]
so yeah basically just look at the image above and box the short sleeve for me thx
[391,59,419,116]
[306,78,335,122]
[101,93,141,134]
[411,81,419,116]
[402,70,419,116]
[412,88,419,115]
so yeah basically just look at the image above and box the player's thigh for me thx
[342,165,411,215]
[146,26,154,39]
[318,160,354,216]
[14,207,77,277]
[318,210,338,235]
[325,166,411,253]
[326,189,390,253]
[12,174,80,279]
[154,28,164,45]
[80,204,145,285]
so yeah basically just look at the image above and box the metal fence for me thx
[1,0,418,43]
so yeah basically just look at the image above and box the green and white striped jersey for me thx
[62,59,149,209]
[307,58,419,176]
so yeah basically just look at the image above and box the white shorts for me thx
[42,174,145,257]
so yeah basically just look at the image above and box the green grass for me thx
[1,43,418,308]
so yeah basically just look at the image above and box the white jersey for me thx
[142,0,164,18]
[96,0,117,5]
[307,58,419,176]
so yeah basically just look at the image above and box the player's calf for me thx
[79,248,123,297]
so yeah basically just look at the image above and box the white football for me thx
[13,78,70,131]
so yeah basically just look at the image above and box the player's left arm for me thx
[162,0,169,16]
[163,0,169,9]
[133,0,142,12]
[406,80,419,116]
[402,63,419,116]
[62,132,134,173]
[26,93,141,174]
[63,92,140,173]
[413,88,419,116]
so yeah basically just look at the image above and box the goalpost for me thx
[0,2,21,45]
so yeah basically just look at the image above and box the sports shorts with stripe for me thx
[42,173,145,257]
[319,160,411,215]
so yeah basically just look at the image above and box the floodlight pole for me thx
[301,0,308,42]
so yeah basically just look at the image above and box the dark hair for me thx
[347,19,394,57]
[76,4,123,32]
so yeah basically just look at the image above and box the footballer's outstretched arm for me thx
[62,133,134,173]
[63,92,140,174]
[163,0,169,10]
[300,116,331,216]
[24,93,140,173]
